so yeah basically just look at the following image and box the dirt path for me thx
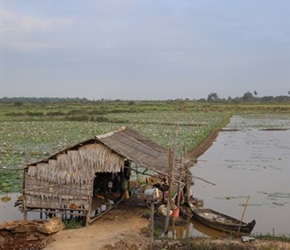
[44,203,149,250]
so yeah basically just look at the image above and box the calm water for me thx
[0,193,39,223]
[191,115,290,236]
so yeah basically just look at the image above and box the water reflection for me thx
[166,217,232,239]
[0,193,22,223]
[163,206,234,239]
[0,193,40,224]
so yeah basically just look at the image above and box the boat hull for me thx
[192,208,256,235]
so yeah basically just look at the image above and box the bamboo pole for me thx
[186,168,191,204]
[149,200,154,250]
[164,126,178,234]
[164,149,172,234]
[176,163,182,208]
[171,127,179,237]
[184,143,192,204]
[23,170,28,221]
[131,167,185,185]
[237,195,250,234]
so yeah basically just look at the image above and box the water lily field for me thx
[0,101,289,194]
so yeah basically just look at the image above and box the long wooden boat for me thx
[191,208,256,235]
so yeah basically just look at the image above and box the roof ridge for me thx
[96,126,127,139]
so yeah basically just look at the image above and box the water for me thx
[191,115,290,236]
[1,193,26,223]
[0,193,50,224]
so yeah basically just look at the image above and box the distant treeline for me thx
[0,97,89,103]
[1,94,290,104]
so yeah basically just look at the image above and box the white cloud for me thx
[2,9,72,51]
[2,9,49,31]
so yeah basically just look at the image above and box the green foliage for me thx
[243,91,254,102]
[14,101,24,107]
[26,111,44,117]
[154,228,163,237]
[47,111,66,116]
[63,218,85,229]
[253,233,290,242]
[0,169,22,193]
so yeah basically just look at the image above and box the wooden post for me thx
[85,211,90,227]
[23,190,28,221]
[23,170,28,221]
[164,149,172,234]
[135,166,140,187]
[149,200,154,250]
[237,195,250,234]
[183,143,192,205]
[164,126,178,234]
[23,207,28,221]
[176,154,182,209]
[86,197,92,227]
[186,168,191,204]
[120,169,125,197]
[176,178,181,208]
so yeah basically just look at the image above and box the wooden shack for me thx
[22,126,188,226]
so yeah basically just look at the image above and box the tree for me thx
[242,91,254,102]
[207,92,219,102]
[14,101,23,107]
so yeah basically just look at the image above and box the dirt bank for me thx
[188,127,222,159]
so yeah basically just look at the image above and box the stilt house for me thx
[22,127,188,225]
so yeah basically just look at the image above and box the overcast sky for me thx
[1,0,289,100]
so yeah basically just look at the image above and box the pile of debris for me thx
[0,217,65,250]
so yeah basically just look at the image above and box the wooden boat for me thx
[191,208,256,235]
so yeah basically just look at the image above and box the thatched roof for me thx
[97,127,175,176]
[24,126,187,182]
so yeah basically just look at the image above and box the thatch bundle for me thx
[27,143,124,185]
[25,193,91,210]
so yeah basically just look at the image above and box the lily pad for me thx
[1,195,11,202]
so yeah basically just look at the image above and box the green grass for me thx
[253,233,290,242]
[63,218,85,229]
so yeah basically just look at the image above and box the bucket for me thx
[173,208,179,218]
[124,190,129,199]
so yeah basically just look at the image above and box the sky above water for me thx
[1,0,289,100]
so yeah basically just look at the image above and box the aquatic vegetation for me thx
[267,192,290,199]
[0,195,11,202]
[0,168,22,193]
[214,195,249,200]
[0,107,230,193]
